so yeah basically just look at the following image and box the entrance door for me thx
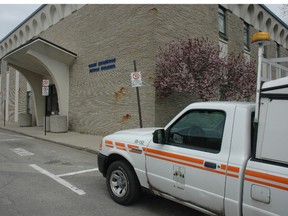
[46,85,59,115]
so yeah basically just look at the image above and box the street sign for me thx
[42,86,49,96]
[131,71,142,87]
[42,79,49,96]
[42,79,49,87]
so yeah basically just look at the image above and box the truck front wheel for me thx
[106,160,141,205]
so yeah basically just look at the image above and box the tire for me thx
[106,160,141,205]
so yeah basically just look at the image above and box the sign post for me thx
[42,79,49,135]
[131,61,143,128]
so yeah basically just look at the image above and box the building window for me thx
[276,43,281,58]
[218,6,227,39]
[244,22,249,51]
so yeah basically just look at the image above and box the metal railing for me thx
[261,57,288,81]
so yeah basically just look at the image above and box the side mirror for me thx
[153,129,166,144]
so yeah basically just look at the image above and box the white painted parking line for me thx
[57,168,99,177]
[29,164,86,196]
[11,148,34,156]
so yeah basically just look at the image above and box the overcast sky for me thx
[0,4,41,40]
[0,4,287,41]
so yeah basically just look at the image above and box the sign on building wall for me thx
[88,58,117,73]
[131,71,142,87]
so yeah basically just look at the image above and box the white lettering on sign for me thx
[131,71,142,87]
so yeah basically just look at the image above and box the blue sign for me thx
[89,58,116,73]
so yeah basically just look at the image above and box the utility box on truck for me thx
[256,77,288,165]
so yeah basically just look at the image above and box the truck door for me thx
[145,107,235,215]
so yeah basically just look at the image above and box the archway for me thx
[2,37,76,126]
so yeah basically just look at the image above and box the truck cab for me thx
[98,102,256,216]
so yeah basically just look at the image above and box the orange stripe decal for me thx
[115,142,126,151]
[115,142,125,147]
[245,170,288,185]
[142,148,240,178]
[245,177,288,191]
[127,144,142,154]
[221,164,240,173]
[145,153,226,176]
[128,144,139,149]
[143,148,204,165]
[105,140,114,148]
[105,140,113,145]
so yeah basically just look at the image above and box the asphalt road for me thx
[0,129,206,216]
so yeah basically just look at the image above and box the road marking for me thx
[29,164,86,196]
[57,168,99,177]
[11,148,34,156]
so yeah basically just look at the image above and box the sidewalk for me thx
[0,125,102,154]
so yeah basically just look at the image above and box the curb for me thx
[0,127,99,155]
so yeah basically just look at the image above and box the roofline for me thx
[0,4,46,43]
[260,4,288,29]
[1,4,287,44]
[1,36,77,61]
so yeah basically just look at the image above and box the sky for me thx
[0,4,287,41]
[0,4,41,40]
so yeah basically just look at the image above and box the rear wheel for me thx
[106,160,141,205]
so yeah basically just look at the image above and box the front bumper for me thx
[97,153,107,176]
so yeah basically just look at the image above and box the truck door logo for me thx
[173,165,185,185]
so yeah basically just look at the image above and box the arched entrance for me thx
[2,37,76,126]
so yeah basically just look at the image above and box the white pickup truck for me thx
[98,34,288,216]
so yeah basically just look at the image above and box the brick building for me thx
[0,4,287,135]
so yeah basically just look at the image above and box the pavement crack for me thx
[0,173,25,192]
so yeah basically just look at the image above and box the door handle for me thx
[204,161,217,169]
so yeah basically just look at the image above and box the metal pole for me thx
[3,100,5,127]
[254,44,264,123]
[133,60,143,128]
[44,97,47,136]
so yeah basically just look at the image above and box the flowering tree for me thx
[154,38,224,101]
[220,53,257,101]
[154,38,257,101]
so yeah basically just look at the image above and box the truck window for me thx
[167,110,226,153]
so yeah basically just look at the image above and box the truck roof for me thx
[262,76,288,90]
[180,101,255,113]
[187,101,255,110]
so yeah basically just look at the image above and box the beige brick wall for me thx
[39,4,223,134]
[2,4,287,134]
[40,5,157,135]
[154,5,219,126]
